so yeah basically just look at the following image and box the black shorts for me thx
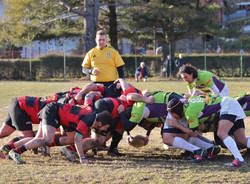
[39,102,60,129]
[95,82,121,98]
[4,98,32,131]
[162,128,185,134]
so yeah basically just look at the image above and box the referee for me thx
[82,30,125,87]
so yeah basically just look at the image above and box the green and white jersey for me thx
[129,91,183,124]
[188,70,227,96]
[184,95,222,130]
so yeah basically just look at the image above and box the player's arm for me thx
[74,132,88,164]
[82,52,92,76]
[126,93,154,104]
[120,108,137,135]
[166,118,193,135]
[74,83,99,102]
[117,66,124,78]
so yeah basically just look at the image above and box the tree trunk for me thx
[84,0,99,52]
[108,2,118,50]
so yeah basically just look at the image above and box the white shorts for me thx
[220,96,246,120]
[163,113,188,129]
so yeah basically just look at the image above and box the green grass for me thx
[0,79,249,184]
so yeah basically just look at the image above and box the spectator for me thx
[82,30,125,87]
[162,55,170,77]
[135,62,149,82]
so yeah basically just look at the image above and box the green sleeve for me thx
[129,102,146,123]
[197,70,214,88]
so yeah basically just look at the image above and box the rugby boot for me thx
[225,158,246,168]
[8,150,26,164]
[0,145,11,159]
[60,146,76,162]
[207,145,221,160]
[40,146,50,157]
[107,148,124,157]
[191,149,207,163]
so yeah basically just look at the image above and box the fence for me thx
[0,54,249,80]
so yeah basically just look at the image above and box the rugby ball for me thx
[128,135,148,148]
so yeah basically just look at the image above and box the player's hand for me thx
[145,96,154,104]
[92,68,99,76]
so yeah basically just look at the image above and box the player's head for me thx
[96,30,107,49]
[94,110,112,128]
[140,62,145,68]
[178,64,198,83]
[167,98,184,120]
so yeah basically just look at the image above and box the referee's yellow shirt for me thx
[82,46,125,82]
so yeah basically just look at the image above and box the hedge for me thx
[0,54,249,80]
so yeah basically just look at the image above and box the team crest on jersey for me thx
[106,52,111,58]
[197,84,206,89]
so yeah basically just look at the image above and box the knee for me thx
[217,130,228,140]
[163,134,174,146]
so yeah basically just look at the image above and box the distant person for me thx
[162,55,170,77]
[175,54,186,71]
[178,64,228,97]
[135,62,149,82]
[82,30,125,87]
[216,45,221,54]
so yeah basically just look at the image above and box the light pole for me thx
[204,38,207,71]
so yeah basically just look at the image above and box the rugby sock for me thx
[172,137,200,152]
[15,145,27,154]
[188,137,213,149]
[5,137,23,149]
[223,136,244,162]
[109,131,123,151]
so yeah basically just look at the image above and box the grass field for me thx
[0,79,249,184]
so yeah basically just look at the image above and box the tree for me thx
[1,0,99,52]
[120,0,221,75]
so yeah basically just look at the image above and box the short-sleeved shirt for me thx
[188,70,225,95]
[82,46,124,82]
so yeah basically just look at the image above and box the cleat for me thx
[40,146,50,157]
[207,145,221,160]
[191,149,207,163]
[181,150,193,159]
[60,146,76,162]
[107,148,124,157]
[0,150,5,159]
[8,150,26,164]
[225,159,246,168]
[1,145,11,156]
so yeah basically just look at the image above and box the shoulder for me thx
[86,48,98,56]
[106,46,120,54]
